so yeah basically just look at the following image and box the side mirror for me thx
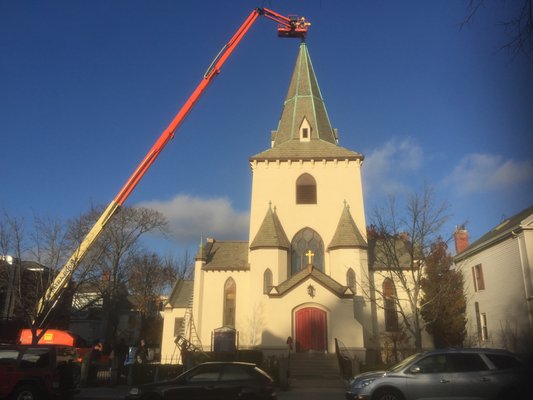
[409,366,421,374]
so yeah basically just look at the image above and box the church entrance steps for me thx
[288,353,344,387]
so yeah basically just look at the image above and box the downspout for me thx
[513,229,533,333]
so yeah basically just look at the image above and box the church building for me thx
[162,42,380,363]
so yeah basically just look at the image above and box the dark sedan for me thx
[126,362,276,400]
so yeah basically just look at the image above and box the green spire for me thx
[272,42,336,146]
[328,202,367,250]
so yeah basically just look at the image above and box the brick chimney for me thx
[454,227,469,254]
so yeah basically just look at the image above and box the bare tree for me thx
[463,0,533,56]
[75,205,167,349]
[362,185,450,352]
[163,251,194,282]
[127,252,176,343]
[0,212,74,343]
[1,205,167,346]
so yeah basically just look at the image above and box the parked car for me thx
[345,348,529,400]
[126,361,276,400]
[0,344,80,400]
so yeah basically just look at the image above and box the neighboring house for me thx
[453,205,533,354]
[0,256,73,342]
[161,42,431,365]
[68,281,142,346]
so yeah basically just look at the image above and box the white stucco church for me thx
[161,42,397,364]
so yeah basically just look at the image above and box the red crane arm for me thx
[35,7,309,326]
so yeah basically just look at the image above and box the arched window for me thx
[296,173,317,204]
[223,278,236,327]
[383,278,398,332]
[290,228,324,275]
[263,269,273,294]
[347,268,356,294]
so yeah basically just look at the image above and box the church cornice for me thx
[267,266,353,299]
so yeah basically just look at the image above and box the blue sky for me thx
[1,0,532,257]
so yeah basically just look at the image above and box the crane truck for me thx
[32,8,310,333]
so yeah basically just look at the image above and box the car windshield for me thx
[388,353,420,373]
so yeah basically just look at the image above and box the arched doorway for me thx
[294,307,327,352]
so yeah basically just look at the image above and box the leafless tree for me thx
[1,205,167,347]
[0,212,74,343]
[463,0,533,56]
[361,185,450,352]
[71,205,167,349]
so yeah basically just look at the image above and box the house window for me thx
[223,278,236,327]
[290,228,324,275]
[302,128,309,139]
[481,313,488,341]
[383,278,399,332]
[263,269,273,294]
[296,173,317,204]
[472,264,485,291]
[346,268,356,294]
[174,317,184,337]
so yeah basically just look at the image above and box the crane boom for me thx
[35,7,309,326]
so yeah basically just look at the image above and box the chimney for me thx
[454,227,469,254]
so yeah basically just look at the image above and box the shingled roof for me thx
[166,280,193,308]
[250,205,290,250]
[268,265,353,298]
[328,203,367,250]
[251,42,362,162]
[200,240,250,271]
[455,204,533,262]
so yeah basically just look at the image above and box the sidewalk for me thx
[77,385,131,400]
[76,379,346,400]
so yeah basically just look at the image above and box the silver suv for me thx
[345,348,529,400]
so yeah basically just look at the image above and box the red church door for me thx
[295,307,327,352]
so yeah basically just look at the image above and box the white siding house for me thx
[454,205,533,354]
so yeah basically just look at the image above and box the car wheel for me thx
[373,388,404,400]
[12,385,39,400]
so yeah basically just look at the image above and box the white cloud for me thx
[137,194,249,243]
[443,153,533,195]
[362,138,423,196]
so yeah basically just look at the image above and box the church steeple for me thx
[251,43,363,162]
[273,42,337,146]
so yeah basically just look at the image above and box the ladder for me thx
[173,293,208,364]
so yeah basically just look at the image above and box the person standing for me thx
[115,338,128,380]
[134,339,148,364]
[133,339,148,384]
[87,340,103,386]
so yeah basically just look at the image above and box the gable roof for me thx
[166,280,193,308]
[269,266,353,298]
[201,240,250,271]
[367,236,413,269]
[328,203,367,250]
[250,205,290,250]
[454,204,533,262]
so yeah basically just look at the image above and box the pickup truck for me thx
[0,344,80,400]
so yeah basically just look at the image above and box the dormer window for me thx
[299,117,311,142]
